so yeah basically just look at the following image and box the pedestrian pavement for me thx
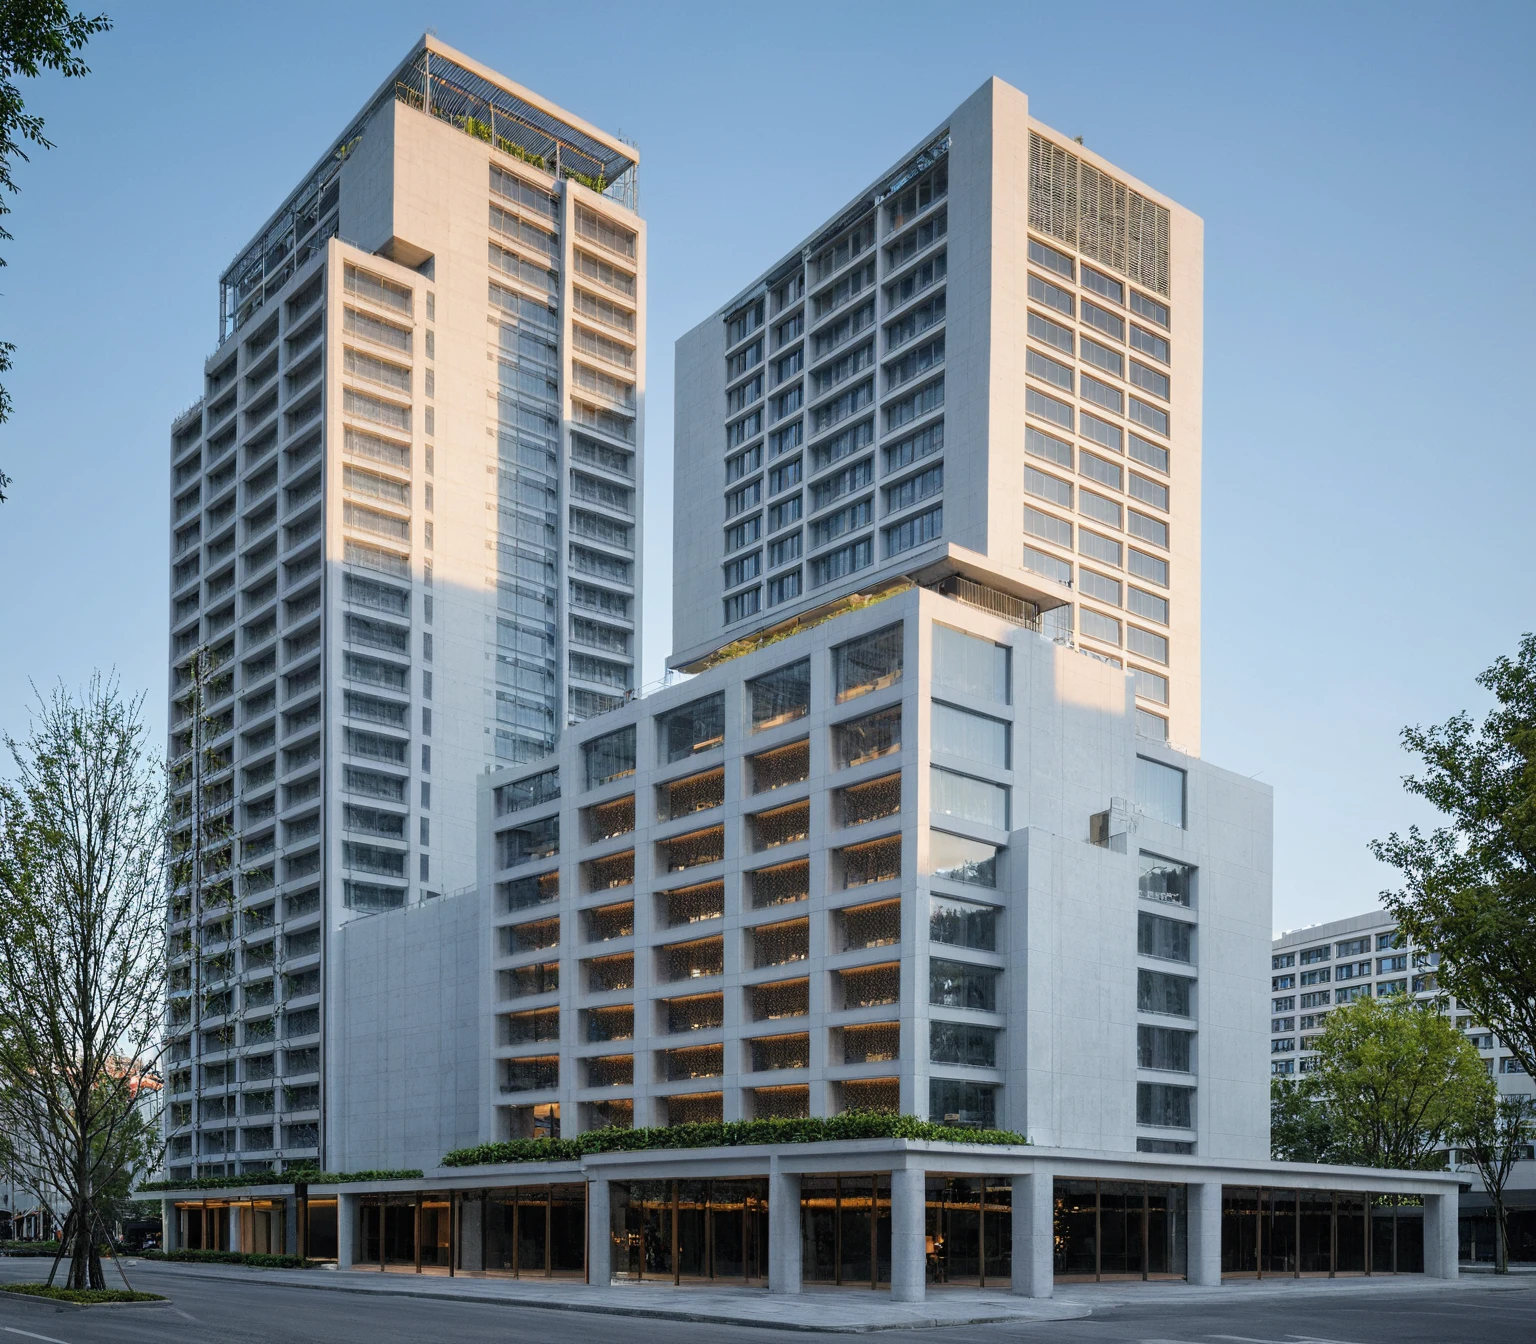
[102,1259,1533,1332]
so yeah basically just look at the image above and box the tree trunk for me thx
[1495,1196,1508,1274]
[65,1201,104,1290]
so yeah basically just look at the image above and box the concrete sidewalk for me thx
[110,1260,1532,1333]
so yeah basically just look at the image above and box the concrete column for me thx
[336,1193,359,1271]
[768,1163,802,1295]
[1187,1182,1222,1286]
[587,1179,611,1286]
[1424,1192,1459,1278]
[889,1166,926,1303]
[285,1198,300,1260]
[228,1204,242,1253]
[1010,1170,1054,1298]
[160,1199,179,1252]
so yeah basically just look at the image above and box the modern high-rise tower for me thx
[673,78,1201,752]
[163,37,644,1180]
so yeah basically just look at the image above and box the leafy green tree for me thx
[1270,1077,1351,1164]
[1302,993,1493,1170]
[1449,1092,1533,1274]
[1371,633,1536,1081]
[0,2,111,500]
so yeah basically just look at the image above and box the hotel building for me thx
[163,36,644,1183]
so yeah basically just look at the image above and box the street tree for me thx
[1372,633,1536,1082]
[0,676,168,1289]
[1449,1092,1533,1274]
[1301,992,1492,1170]
[0,2,112,501]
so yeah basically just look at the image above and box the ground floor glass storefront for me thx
[609,1179,770,1283]
[1054,1180,1187,1281]
[355,1186,586,1276]
[1220,1188,1424,1277]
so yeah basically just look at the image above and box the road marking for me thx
[3,1327,74,1344]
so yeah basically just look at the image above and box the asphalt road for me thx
[0,1258,1532,1344]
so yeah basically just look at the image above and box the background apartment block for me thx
[475,584,1271,1157]
[673,78,1201,751]
[1270,911,1536,1261]
[163,37,644,1181]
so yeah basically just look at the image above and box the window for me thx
[1335,937,1369,958]
[1137,756,1185,827]
[1081,373,1123,415]
[768,570,802,605]
[1080,412,1122,453]
[885,504,942,556]
[1082,300,1124,340]
[658,693,726,762]
[1134,667,1169,704]
[1027,273,1073,316]
[929,892,997,946]
[726,444,762,483]
[769,458,802,495]
[1026,349,1073,391]
[1026,387,1073,430]
[929,959,998,1011]
[1131,362,1170,400]
[1139,911,1193,963]
[749,660,810,732]
[933,625,1010,704]
[1130,397,1169,436]
[1129,434,1169,475]
[1024,505,1072,548]
[1377,931,1405,951]
[723,551,761,589]
[1025,465,1072,508]
[1028,237,1074,279]
[1273,974,1296,991]
[1079,569,1121,606]
[930,1020,998,1067]
[1129,548,1169,588]
[884,420,943,472]
[931,767,1009,830]
[886,462,943,513]
[1079,530,1122,567]
[833,705,901,768]
[930,1078,996,1129]
[1274,953,1296,970]
[1080,335,1123,377]
[769,496,803,532]
[1129,510,1168,549]
[770,419,804,459]
[723,588,761,624]
[833,624,903,703]
[1131,325,1170,364]
[1138,1024,1194,1072]
[1079,490,1122,530]
[769,532,802,568]
[1023,545,1072,584]
[1128,627,1169,665]
[1135,865,1184,938]
[1128,473,1168,513]
[1080,608,1121,646]
[498,816,559,869]
[1081,265,1123,305]
[1025,425,1072,469]
[1138,969,1194,1017]
[582,726,635,790]
[1028,311,1073,354]
[884,376,944,432]
[931,703,1010,768]
[809,537,872,587]
[1301,967,1333,986]
[1130,291,1169,328]
[929,831,1000,889]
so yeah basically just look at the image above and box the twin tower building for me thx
[162,38,1308,1278]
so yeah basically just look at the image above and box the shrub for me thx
[140,1248,311,1269]
[443,1111,1028,1167]
[138,1168,421,1192]
[3,1284,166,1303]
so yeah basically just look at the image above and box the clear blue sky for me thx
[0,1,1530,934]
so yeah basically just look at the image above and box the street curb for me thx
[0,1287,171,1310]
[119,1266,1090,1331]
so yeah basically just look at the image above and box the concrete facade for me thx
[673,77,1201,752]
[163,36,643,1181]
[481,582,1269,1157]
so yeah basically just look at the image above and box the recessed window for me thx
[1080,608,1121,646]
[832,623,903,703]
[748,660,811,732]
[1025,426,1073,469]
[1079,490,1122,529]
[931,702,1010,768]
[1079,569,1121,606]
[1130,325,1170,363]
[931,766,1009,830]
[933,624,1010,704]
[929,891,997,946]
[1028,237,1074,279]
[1130,291,1169,329]
[657,694,726,763]
[1025,465,1072,508]
[1027,273,1073,316]
[1081,265,1123,305]
[1025,505,1071,549]
[1139,911,1194,963]
[1027,311,1073,355]
[1130,363,1170,401]
[1026,349,1073,391]
[1136,756,1186,827]
[1080,335,1124,377]
[928,832,999,889]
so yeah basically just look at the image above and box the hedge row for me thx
[3,1284,166,1303]
[443,1112,1028,1167]
[139,1168,422,1192]
[141,1248,311,1269]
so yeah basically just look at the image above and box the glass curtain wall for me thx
[800,1175,893,1287]
[924,1176,1012,1285]
[609,1179,769,1283]
[1220,1187,1424,1277]
[453,1185,586,1276]
[1053,1180,1187,1281]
